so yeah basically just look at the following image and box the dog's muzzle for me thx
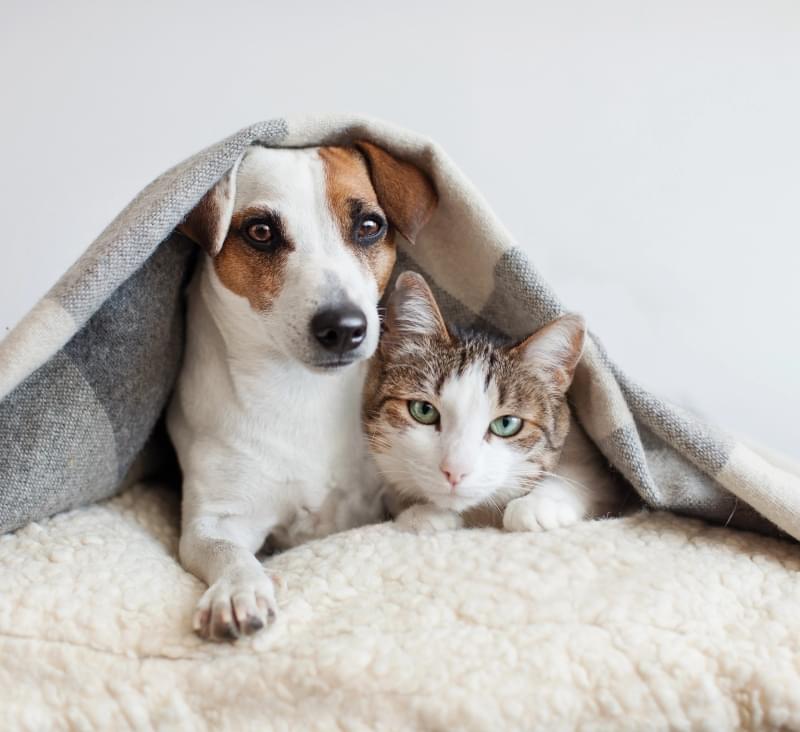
[311,304,367,355]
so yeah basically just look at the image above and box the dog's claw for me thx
[194,575,277,641]
[216,620,240,640]
[192,607,210,634]
[244,615,264,633]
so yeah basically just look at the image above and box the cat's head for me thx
[364,272,586,513]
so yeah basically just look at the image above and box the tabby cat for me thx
[363,271,622,532]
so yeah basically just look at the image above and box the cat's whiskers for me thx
[377,463,443,488]
[480,494,502,514]
[377,468,426,481]
[539,470,590,492]
[367,436,391,451]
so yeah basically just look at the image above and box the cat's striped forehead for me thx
[380,329,552,414]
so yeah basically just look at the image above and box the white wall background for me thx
[1,0,798,458]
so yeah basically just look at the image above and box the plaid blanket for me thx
[1,115,798,538]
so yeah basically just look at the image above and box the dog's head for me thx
[179,142,437,371]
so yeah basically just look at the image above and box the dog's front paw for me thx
[395,504,462,533]
[503,491,583,532]
[193,573,278,641]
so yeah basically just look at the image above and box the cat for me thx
[363,271,623,533]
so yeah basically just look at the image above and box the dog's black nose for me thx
[311,305,367,353]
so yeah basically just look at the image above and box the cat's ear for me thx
[514,314,586,391]
[384,271,450,347]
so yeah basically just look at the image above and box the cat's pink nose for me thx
[441,467,468,488]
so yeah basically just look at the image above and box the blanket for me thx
[0,114,798,538]
[2,482,800,731]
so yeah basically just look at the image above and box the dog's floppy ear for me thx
[177,158,241,257]
[355,141,437,245]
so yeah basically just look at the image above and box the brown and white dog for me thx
[168,142,437,640]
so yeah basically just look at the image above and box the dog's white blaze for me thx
[236,147,339,260]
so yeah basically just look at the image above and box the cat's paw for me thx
[503,489,584,532]
[395,504,463,533]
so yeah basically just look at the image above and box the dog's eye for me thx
[354,215,386,245]
[242,218,281,251]
[247,222,272,243]
[358,218,380,237]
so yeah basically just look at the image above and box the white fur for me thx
[496,422,623,532]
[504,475,593,531]
[168,147,384,640]
[377,362,532,518]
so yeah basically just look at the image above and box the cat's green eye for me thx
[408,400,440,425]
[489,415,523,438]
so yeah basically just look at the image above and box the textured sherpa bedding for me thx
[3,482,800,731]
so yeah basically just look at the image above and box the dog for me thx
[167,141,437,641]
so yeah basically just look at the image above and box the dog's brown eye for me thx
[359,219,379,237]
[354,215,385,245]
[247,223,272,243]
[242,218,282,251]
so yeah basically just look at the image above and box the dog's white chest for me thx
[183,352,380,547]
[168,262,386,557]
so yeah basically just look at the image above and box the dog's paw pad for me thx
[194,575,277,642]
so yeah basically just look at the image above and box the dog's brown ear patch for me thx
[354,141,437,245]
[178,161,239,257]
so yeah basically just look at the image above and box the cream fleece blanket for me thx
[2,483,799,731]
